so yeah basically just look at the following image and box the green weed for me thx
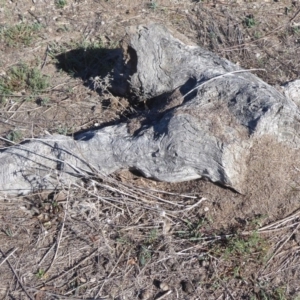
[116,237,132,245]
[3,227,14,237]
[138,245,151,266]
[145,229,158,244]
[292,26,300,35]
[137,229,161,266]
[254,31,261,39]
[55,0,67,9]
[36,268,46,279]
[251,284,287,300]
[249,214,267,229]
[6,130,22,143]
[244,15,256,28]
[176,218,210,242]
[148,1,159,10]
[0,64,49,101]
[57,126,72,135]
[223,232,267,259]
[0,22,42,47]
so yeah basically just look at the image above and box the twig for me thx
[95,250,126,297]
[289,7,300,23]
[173,197,207,213]
[0,107,42,113]
[0,247,18,268]
[155,290,172,300]
[0,248,34,300]
[71,182,126,211]
[38,242,56,266]
[212,261,235,300]
[97,180,184,207]
[41,44,50,70]
[27,10,42,24]
[7,101,26,121]
[263,222,300,272]
[35,249,98,288]
[142,187,198,199]
[182,69,266,99]
[258,211,300,231]
[44,188,70,274]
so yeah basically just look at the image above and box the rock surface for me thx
[1,24,300,195]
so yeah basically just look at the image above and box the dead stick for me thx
[0,248,34,300]
[0,247,18,268]
[44,189,69,274]
[156,290,172,300]
[35,249,98,288]
[95,250,126,297]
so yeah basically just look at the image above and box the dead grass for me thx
[1,0,300,299]
[1,171,300,299]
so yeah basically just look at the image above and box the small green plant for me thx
[0,64,49,101]
[36,269,46,279]
[254,31,261,39]
[27,67,49,92]
[176,218,209,242]
[57,126,71,135]
[138,245,151,266]
[146,229,158,244]
[3,227,14,237]
[252,283,287,300]
[55,0,67,9]
[6,130,22,143]
[222,231,267,260]
[116,237,132,245]
[0,22,42,47]
[249,214,267,229]
[244,15,256,28]
[293,26,300,35]
[148,1,158,10]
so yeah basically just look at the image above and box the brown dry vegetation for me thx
[1,0,300,299]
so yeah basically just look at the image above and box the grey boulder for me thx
[0,24,300,195]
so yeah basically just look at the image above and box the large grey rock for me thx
[1,24,300,195]
[283,79,300,108]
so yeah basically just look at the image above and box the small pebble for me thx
[159,282,169,291]
[139,289,151,300]
[200,260,209,267]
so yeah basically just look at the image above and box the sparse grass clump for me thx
[148,1,159,10]
[222,231,267,259]
[0,22,42,47]
[176,218,209,241]
[244,15,256,28]
[57,125,72,135]
[0,64,49,102]
[6,130,22,143]
[35,268,47,280]
[55,0,67,9]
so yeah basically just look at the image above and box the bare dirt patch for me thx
[1,0,300,299]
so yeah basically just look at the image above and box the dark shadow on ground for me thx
[55,47,123,90]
